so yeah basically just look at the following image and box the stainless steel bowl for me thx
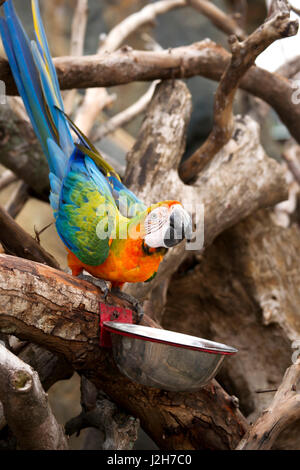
[103,322,237,392]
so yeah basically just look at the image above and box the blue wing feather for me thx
[107,175,147,217]
[56,147,117,265]
[0,0,147,268]
[31,0,64,109]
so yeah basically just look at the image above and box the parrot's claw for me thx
[111,288,144,324]
[77,274,110,301]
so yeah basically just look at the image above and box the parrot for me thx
[0,0,192,301]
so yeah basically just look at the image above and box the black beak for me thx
[163,206,193,248]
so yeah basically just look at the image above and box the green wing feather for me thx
[56,150,118,266]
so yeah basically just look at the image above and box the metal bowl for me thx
[103,322,237,392]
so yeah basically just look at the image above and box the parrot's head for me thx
[142,201,192,249]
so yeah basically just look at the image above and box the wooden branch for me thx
[0,253,248,450]
[74,87,115,137]
[179,0,299,183]
[276,55,300,78]
[66,379,139,450]
[0,170,17,192]
[0,342,73,433]
[290,3,300,16]
[0,104,49,199]
[163,207,300,450]
[123,80,288,303]
[73,0,185,137]
[282,144,300,185]
[0,206,60,269]
[188,0,246,39]
[4,180,29,218]
[18,343,73,392]
[63,0,89,115]
[226,0,248,30]
[100,0,186,54]
[237,358,300,450]
[0,343,68,450]
[69,0,88,57]
[92,81,158,141]
[1,42,300,146]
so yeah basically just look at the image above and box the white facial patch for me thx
[144,206,169,248]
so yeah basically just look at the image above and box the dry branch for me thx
[100,0,186,54]
[92,81,158,142]
[226,0,248,29]
[0,206,60,269]
[282,144,300,185]
[162,207,300,450]
[4,180,29,218]
[0,104,49,199]
[188,0,246,39]
[0,253,247,450]
[276,55,300,78]
[237,358,300,450]
[290,3,300,16]
[73,0,185,137]
[0,308,73,435]
[123,80,288,304]
[74,87,115,137]
[179,0,299,183]
[1,42,300,145]
[69,0,88,58]
[66,378,139,450]
[63,0,89,115]
[0,343,68,450]
[0,170,17,192]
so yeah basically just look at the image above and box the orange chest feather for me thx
[67,238,164,284]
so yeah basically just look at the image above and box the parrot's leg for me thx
[111,287,144,324]
[77,273,111,301]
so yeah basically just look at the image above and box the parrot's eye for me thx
[145,207,168,235]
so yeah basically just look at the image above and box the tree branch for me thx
[1,41,300,146]
[0,341,73,433]
[237,358,300,450]
[0,104,50,199]
[66,378,139,450]
[0,343,68,449]
[92,81,159,142]
[188,0,246,39]
[276,55,300,78]
[123,80,288,303]
[282,144,300,185]
[100,0,186,54]
[0,253,248,450]
[73,0,186,137]
[63,0,89,115]
[179,0,299,182]
[4,180,29,218]
[0,170,17,192]
[0,206,60,269]
[45,43,300,151]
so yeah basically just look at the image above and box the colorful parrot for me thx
[0,0,192,297]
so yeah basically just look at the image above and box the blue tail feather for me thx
[0,0,74,208]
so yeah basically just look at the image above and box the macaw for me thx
[0,0,192,294]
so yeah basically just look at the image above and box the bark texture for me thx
[0,104,49,199]
[124,81,287,304]
[0,343,68,450]
[0,41,299,144]
[0,253,247,450]
[163,209,300,448]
